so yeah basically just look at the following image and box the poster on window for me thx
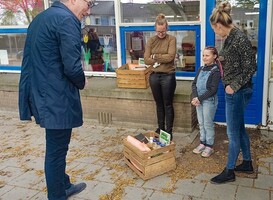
[0,50,9,65]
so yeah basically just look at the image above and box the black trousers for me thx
[149,72,176,135]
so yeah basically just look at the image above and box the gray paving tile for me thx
[79,181,115,199]
[259,157,273,163]
[142,174,174,191]
[67,163,102,182]
[0,166,25,183]
[270,163,273,175]
[0,185,14,196]
[193,173,212,181]
[258,163,270,175]
[29,191,47,200]
[149,190,183,200]
[182,196,212,200]
[0,186,39,200]
[229,176,254,187]
[93,166,124,183]
[202,183,237,200]
[8,170,45,191]
[1,111,273,200]
[118,170,145,187]
[174,179,206,197]
[236,186,270,200]
[123,186,154,200]
[254,174,273,190]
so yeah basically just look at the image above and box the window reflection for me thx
[81,0,117,72]
[124,30,196,72]
[120,1,200,23]
[0,33,26,66]
[0,0,45,25]
[215,2,259,65]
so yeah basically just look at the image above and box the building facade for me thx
[0,0,272,128]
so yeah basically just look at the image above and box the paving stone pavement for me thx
[0,111,273,200]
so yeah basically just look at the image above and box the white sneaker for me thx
[193,144,206,154]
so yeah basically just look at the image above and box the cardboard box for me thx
[124,132,176,180]
[116,64,152,89]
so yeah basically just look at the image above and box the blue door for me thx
[206,0,267,125]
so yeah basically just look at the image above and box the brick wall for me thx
[0,74,197,133]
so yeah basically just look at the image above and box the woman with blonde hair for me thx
[209,1,256,184]
[144,13,177,140]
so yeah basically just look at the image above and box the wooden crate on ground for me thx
[124,132,176,180]
[116,64,152,89]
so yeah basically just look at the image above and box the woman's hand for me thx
[225,85,234,94]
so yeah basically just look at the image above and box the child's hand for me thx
[191,97,200,106]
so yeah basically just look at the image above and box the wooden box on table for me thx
[116,64,152,89]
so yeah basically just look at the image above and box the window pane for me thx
[124,30,196,72]
[0,33,26,66]
[120,0,200,23]
[215,2,259,66]
[0,0,45,25]
[82,0,117,72]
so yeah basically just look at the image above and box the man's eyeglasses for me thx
[156,30,166,35]
[82,0,95,8]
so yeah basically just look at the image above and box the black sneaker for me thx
[66,182,87,198]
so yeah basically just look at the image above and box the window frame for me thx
[120,25,201,77]
[0,27,27,72]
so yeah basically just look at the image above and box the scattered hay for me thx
[0,180,5,188]
[83,169,101,181]
[99,178,135,200]
[0,170,12,177]
[35,170,44,177]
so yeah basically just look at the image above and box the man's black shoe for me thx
[66,182,87,198]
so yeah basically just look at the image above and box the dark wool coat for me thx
[19,1,85,129]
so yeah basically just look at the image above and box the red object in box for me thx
[92,64,104,71]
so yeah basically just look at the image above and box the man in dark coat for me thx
[18,0,92,199]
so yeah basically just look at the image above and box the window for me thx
[121,26,200,75]
[111,18,116,26]
[0,0,45,26]
[82,0,117,72]
[95,18,101,25]
[120,0,200,23]
[0,32,27,68]
[215,3,259,62]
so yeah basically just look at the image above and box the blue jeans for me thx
[149,72,176,134]
[225,87,253,169]
[196,96,218,147]
[45,129,72,200]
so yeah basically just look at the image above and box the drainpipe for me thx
[263,0,273,127]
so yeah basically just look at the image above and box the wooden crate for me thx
[124,132,176,180]
[116,64,152,89]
